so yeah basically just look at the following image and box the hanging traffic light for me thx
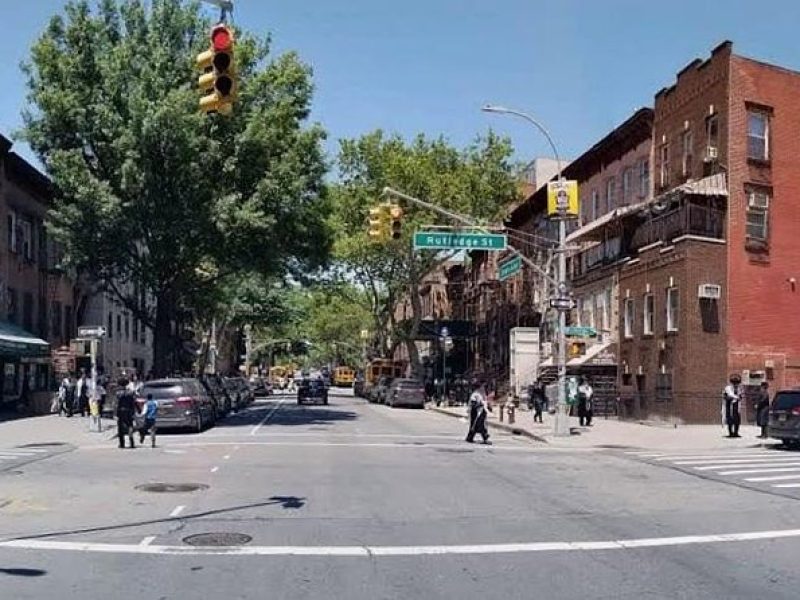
[367,205,388,240]
[196,24,236,115]
[389,204,404,240]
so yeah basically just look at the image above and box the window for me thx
[747,110,769,161]
[108,312,113,339]
[20,219,33,261]
[706,114,719,151]
[7,288,17,324]
[643,293,654,335]
[681,130,693,178]
[64,305,73,340]
[125,316,130,340]
[117,314,122,336]
[591,190,599,221]
[606,177,616,211]
[7,213,14,252]
[666,287,679,332]
[639,158,650,198]
[23,292,33,331]
[623,298,634,339]
[133,318,139,344]
[659,144,670,188]
[746,187,770,242]
[656,372,673,402]
[622,168,632,204]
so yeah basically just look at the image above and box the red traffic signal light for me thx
[197,24,236,115]
[211,24,233,51]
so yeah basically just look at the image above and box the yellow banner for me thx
[547,180,579,218]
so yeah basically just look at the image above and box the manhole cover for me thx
[17,443,66,448]
[135,483,209,493]
[183,532,252,547]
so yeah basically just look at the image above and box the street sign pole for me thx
[89,338,101,433]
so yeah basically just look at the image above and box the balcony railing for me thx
[630,203,724,251]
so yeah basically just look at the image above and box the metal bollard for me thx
[498,404,505,423]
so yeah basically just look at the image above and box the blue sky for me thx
[3,0,800,170]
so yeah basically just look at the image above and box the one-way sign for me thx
[77,326,107,338]
[549,297,575,311]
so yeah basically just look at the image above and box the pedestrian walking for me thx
[56,376,70,416]
[755,381,770,439]
[76,372,90,417]
[138,393,158,448]
[465,380,491,444]
[722,374,743,438]
[529,378,545,423]
[577,377,594,427]
[115,377,137,449]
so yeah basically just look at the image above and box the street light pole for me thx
[481,104,570,437]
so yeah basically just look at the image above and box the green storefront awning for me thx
[0,321,50,359]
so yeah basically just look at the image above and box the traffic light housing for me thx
[389,204,404,240]
[197,24,236,115]
[368,206,386,240]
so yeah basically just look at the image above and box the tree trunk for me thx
[152,291,174,378]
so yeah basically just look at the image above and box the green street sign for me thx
[564,326,597,338]
[413,231,507,251]
[498,255,522,281]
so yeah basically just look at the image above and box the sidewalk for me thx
[0,412,117,449]
[429,404,767,452]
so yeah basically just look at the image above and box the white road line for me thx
[675,457,800,466]
[655,453,774,462]
[210,467,219,473]
[5,528,800,557]
[223,455,230,460]
[692,460,800,471]
[744,474,800,482]
[169,505,186,518]
[718,466,800,476]
[139,536,156,547]
[249,398,286,436]
[772,483,800,489]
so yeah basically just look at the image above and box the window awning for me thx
[0,321,50,359]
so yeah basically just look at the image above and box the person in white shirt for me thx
[722,374,743,438]
[465,380,491,444]
[577,378,594,427]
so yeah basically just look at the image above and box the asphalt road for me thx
[2,387,800,599]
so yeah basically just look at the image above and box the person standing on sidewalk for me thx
[115,377,136,449]
[577,377,594,427]
[76,371,90,417]
[529,378,545,423]
[722,374,743,438]
[755,381,771,439]
[466,380,491,445]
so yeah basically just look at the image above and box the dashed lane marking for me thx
[139,536,156,547]
[249,398,286,436]
[169,506,185,518]
[210,467,219,473]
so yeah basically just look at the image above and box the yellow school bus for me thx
[333,366,355,387]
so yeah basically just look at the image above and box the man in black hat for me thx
[466,379,491,444]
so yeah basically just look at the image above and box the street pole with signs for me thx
[77,326,107,432]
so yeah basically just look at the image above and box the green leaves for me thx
[21,0,330,370]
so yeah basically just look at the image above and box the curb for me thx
[427,406,549,444]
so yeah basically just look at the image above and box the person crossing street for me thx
[115,378,137,449]
[465,380,491,445]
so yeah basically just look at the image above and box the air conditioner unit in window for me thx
[698,283,722,299]
[704,146,718,161]
[748,192,770,209]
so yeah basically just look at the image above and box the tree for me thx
[21,0,330,375]
[329,130,519,376]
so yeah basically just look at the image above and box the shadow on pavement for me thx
[0,568,47,577]
[3,496,306,543]
[213,400,359,429]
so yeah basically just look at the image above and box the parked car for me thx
[250,376,273,396]
[223,377,251,411]
[136,378,215,433]
[387,379,426,409]
[353,374,365,398]
[769,390,800,446]
[298,378,328,405]
[371,376,394,404]
[201,374,232,417]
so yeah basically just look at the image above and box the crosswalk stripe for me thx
[744,475,800,482]
[673,456,800,466]
[772,483,800,489]
[719,467,800,476]
[694,460,800,471]
[655,453,774,462]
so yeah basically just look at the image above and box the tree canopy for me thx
[329,130,519,374]
[22,0,330,374]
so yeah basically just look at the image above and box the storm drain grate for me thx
[183,532,252,547]
[135,483,209,493]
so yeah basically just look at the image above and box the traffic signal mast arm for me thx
[382,186,559,287]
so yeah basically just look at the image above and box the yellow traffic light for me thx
[197,24,236,115]
[368,206,386,240]
[389,204,403,240]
